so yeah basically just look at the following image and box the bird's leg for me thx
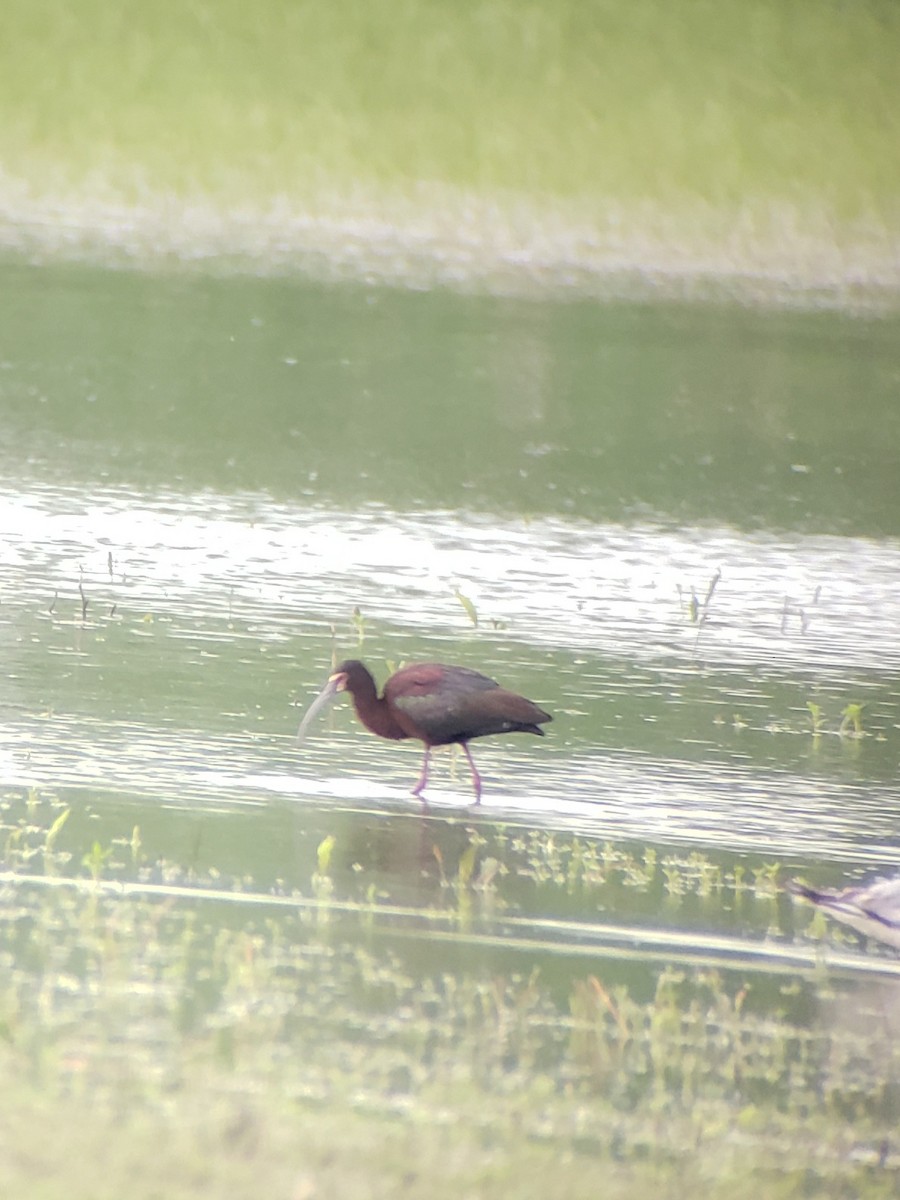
[411,747,432,801]
[461,742,483,805]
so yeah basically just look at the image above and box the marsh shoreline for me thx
[2,184,897,312]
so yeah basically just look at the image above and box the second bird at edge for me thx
[297,659,552,804]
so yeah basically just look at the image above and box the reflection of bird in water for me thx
[787,876,900,951]
[298,659,552,804]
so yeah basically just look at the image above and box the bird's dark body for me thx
[383,663,549,746]
[298,659,551,803]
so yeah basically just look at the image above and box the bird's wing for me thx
[392,686,548,745]
[385,664,500,697]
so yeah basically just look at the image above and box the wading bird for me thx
[297,659,552,804]
[787,876,900,952]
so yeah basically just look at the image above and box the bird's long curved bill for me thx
[297,676,343,742]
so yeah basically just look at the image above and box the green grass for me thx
[0,790,899,1196]
[0,0,898,296]
[2,1086,899,1200]
[0,880,897,1199]
[1,0,896,210]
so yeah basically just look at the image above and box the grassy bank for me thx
[0,790,898,1197]
[3,0,898,212]
[2,874,899,1200]
[1,0,898,301]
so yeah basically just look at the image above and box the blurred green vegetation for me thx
[0,790,898,1198]
[0,0,898,281]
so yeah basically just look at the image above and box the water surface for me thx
[1,258,899,1181]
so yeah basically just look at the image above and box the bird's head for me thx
[296,660,370,741]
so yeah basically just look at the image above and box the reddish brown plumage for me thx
[298,659,551,803]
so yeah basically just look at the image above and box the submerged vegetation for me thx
[0,788,898,1195]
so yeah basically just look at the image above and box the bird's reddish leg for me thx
[412,747,432,800]
[461,742,483,804]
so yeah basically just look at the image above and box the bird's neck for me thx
[350,683,408,741]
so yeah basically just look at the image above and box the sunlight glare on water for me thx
[2,479,898,864]
[3,485,898,672]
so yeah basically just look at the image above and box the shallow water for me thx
[3,261,899,864]
[2,485,899,863]
[1,258,900,1172]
